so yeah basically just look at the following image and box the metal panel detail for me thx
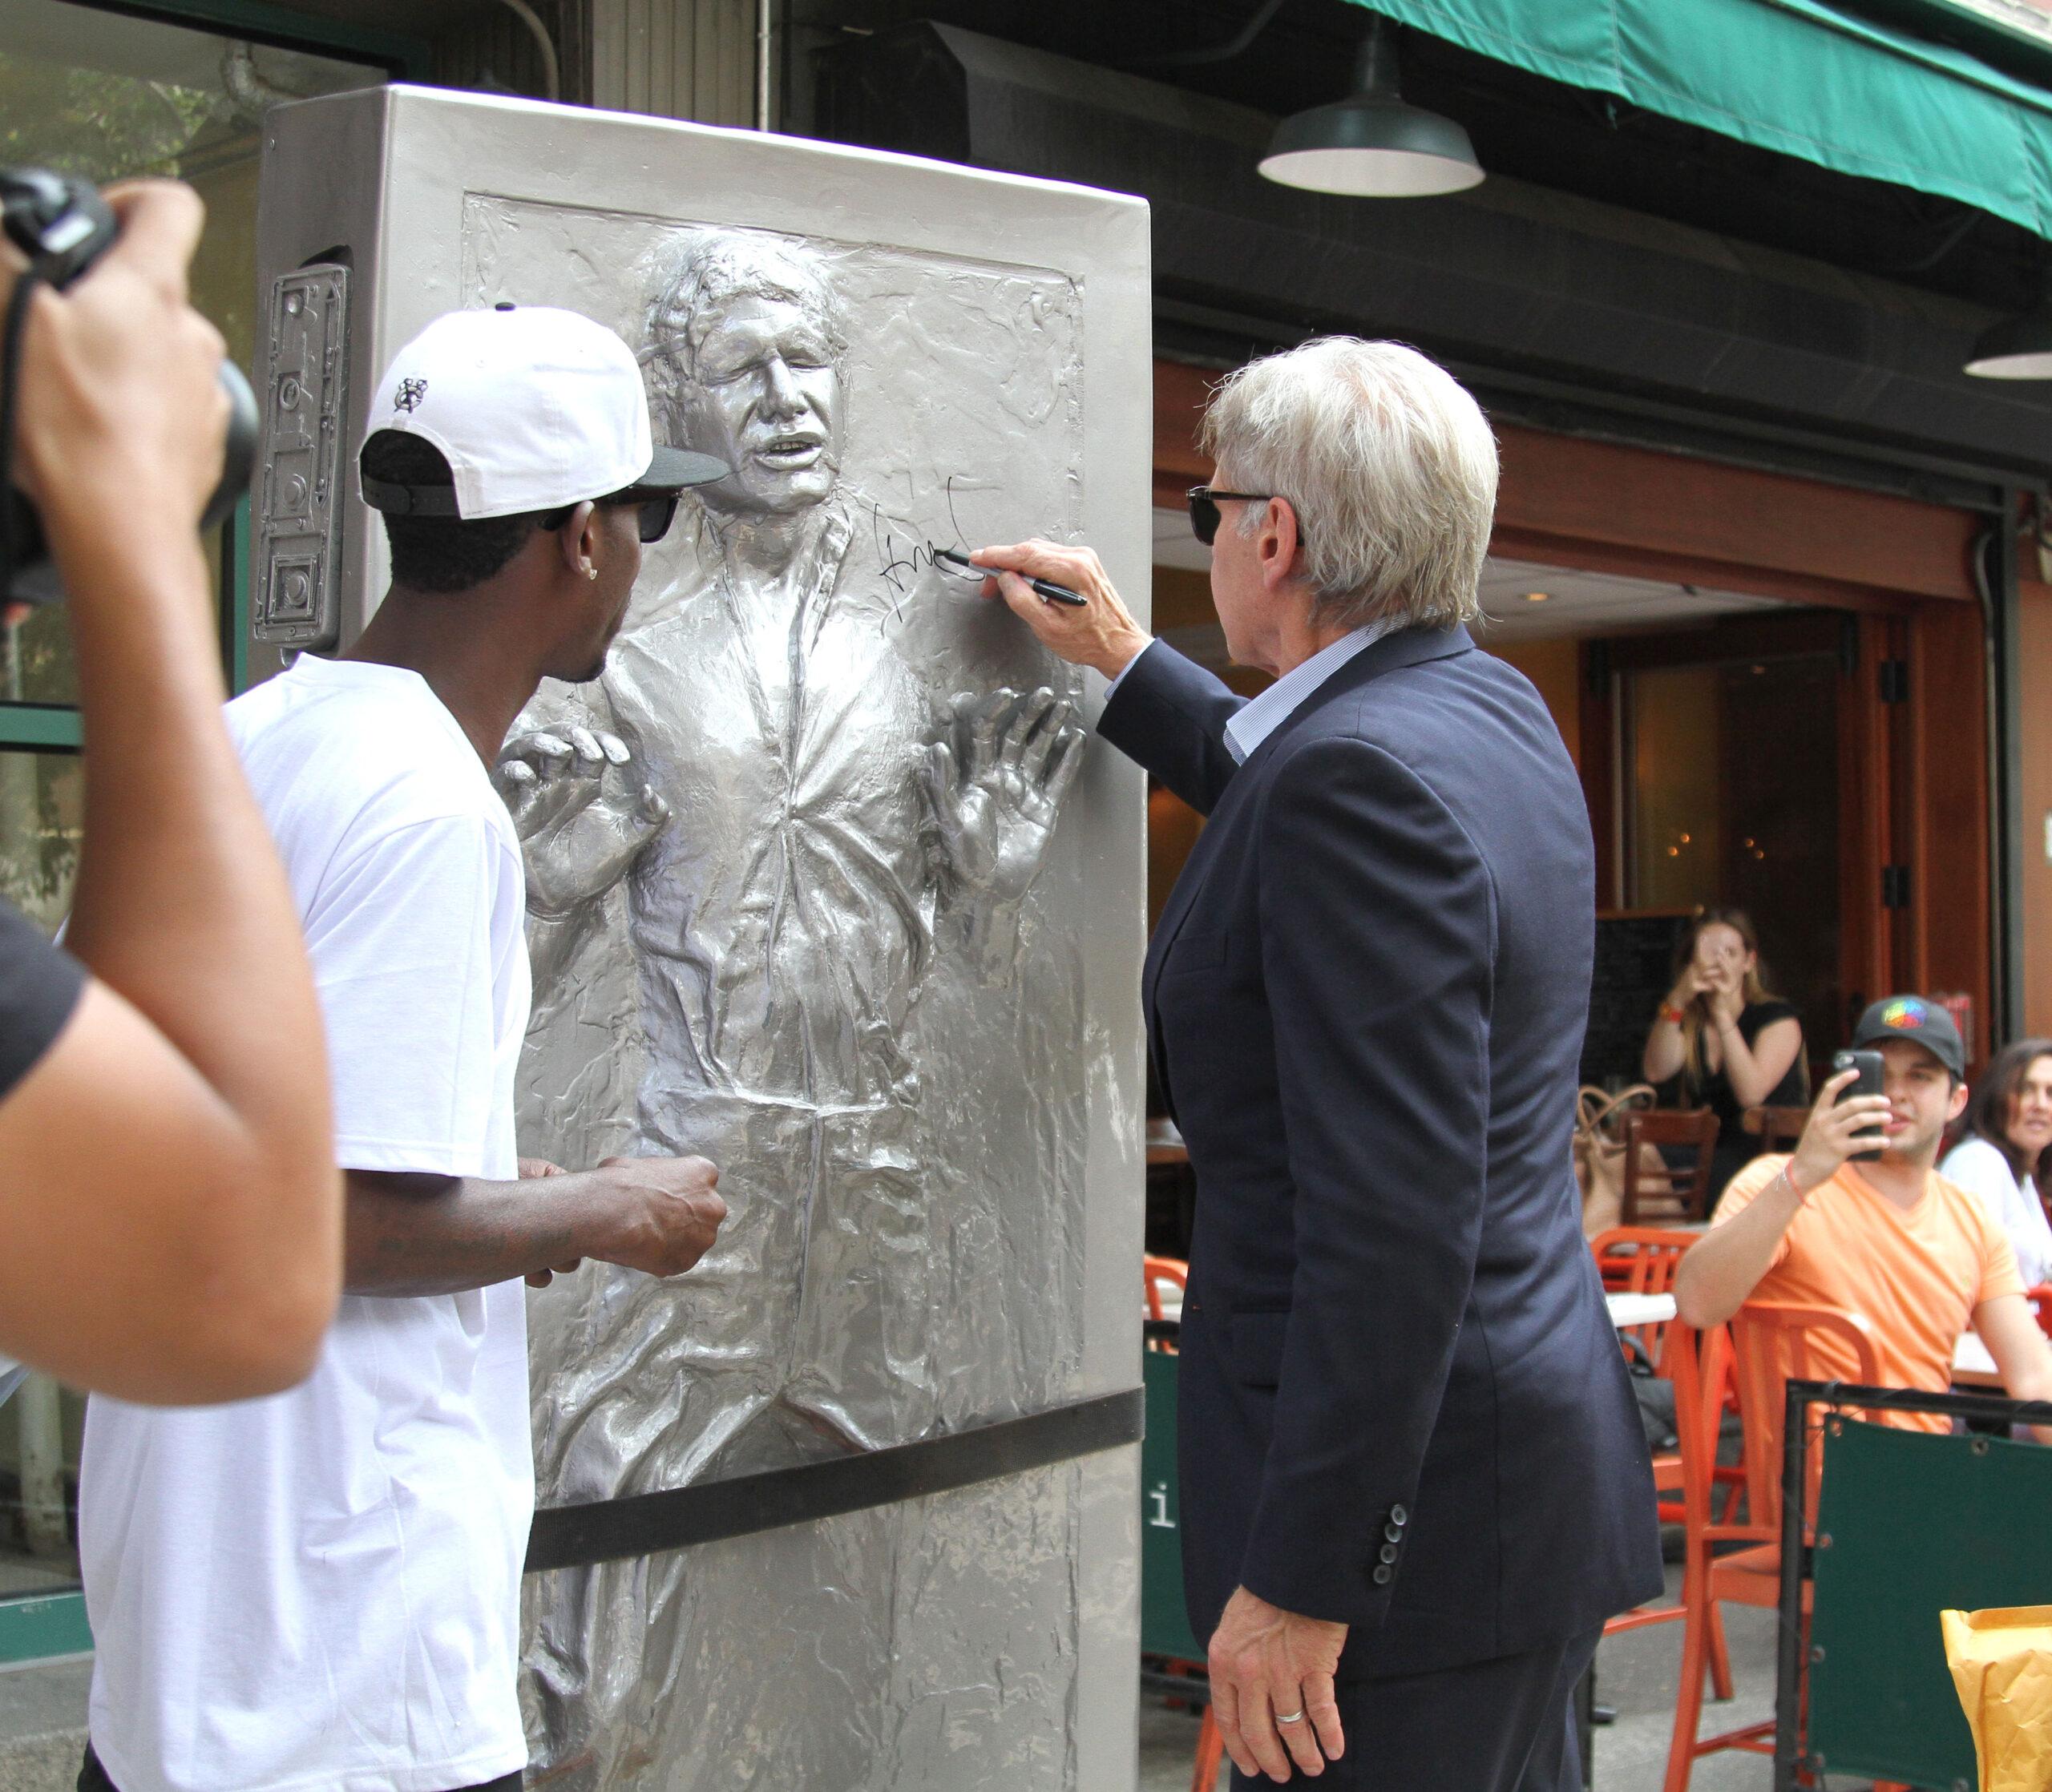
[253,264,348,648]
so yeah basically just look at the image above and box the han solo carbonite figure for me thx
[499,231,1090,1776]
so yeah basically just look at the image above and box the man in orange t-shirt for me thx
[1675,995,2052,1432]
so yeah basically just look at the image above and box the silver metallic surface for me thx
[253,264,348,648]
[255,87,1149,1790]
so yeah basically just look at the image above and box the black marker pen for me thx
[933,547,1089,608]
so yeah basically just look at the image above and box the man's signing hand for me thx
[968,539,1151,680]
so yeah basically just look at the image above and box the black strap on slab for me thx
[524,1386,1145,1573]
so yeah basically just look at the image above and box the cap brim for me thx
[637,446,729,490]
[1850,1023,1961,1074]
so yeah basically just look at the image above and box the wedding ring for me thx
[1276,1709,1305,1725]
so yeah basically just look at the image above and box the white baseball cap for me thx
[361,304,726,520]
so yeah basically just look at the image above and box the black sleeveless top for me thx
[1686,998,1808,1170]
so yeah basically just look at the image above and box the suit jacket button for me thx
[1371,1564,1394,1586]
[1389,1504,1409,1526]
[1383,1521,1404,1543]
[1378,1542,1399,1564]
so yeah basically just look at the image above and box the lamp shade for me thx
[1260,93,1484,196]
[1965,303,2052,379]
[1258,19,1482,199]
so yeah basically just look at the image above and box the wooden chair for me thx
[1620,1108,1720,1225]
[1740,1104,1810,1153]
[1663,1301,1883,1792]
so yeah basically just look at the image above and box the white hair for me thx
[646,231,847,373]
[641,232,847,439]
[1200,337,1497,632]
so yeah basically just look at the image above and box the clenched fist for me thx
[589,1154,725,1279]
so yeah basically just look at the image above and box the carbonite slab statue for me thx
[253,86,1146,1792]
[465,206,1119,1779]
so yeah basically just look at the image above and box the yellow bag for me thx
[1944,1604,2052,1792]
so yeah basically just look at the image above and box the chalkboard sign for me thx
[1581,911,1692,1089]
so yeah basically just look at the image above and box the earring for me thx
[585,567,598,581]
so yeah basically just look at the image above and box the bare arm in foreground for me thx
[0,183,341,1403]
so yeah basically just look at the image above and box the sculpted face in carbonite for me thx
[497,230,1087,1782]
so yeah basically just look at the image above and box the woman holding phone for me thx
[1642,908,1808,1208]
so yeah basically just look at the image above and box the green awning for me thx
[1351,0,2052,237]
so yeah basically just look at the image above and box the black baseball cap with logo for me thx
[1848,995,1966,1079]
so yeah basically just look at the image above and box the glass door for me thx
[1615,614,1866,1076]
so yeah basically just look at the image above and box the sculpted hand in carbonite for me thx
[499,232,1088,1779]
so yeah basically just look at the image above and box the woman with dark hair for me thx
[1642,907,1808,1205]
[1941,1039,2052,1290]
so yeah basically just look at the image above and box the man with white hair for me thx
[976,338,1660,1789]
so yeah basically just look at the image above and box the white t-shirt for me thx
[1941,1135,2052,1292]
[80,656,535,1792]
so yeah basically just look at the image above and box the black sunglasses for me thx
[1186,486,1299,548]
[539,488,681,545]
[615,489,680,544]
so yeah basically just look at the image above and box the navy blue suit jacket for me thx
[1101,626,1661,1678]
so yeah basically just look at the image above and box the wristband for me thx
[1658,1003,1686,1026]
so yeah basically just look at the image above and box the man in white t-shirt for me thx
[76,308,732,1792]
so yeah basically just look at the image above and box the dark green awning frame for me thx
[1351,0,2052,236]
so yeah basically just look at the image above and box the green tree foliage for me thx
[0,53,217,184]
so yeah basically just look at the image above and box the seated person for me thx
[1942,1038,2052,1292]
[1675,996,2052,1432]
[1642,908,1807,1207]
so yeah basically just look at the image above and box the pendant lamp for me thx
[1965,300,2052,380]
[1259,16,1483,198]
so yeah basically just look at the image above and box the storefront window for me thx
[1624,652,1843,1056]
[0,0,387,716]
[1629,664,1723,912]
[0,747,82,931]
[1,605,74,708]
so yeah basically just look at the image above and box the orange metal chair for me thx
[1599,1299,1733,1705]
[1662,1301,1883,1792]
[1591,1228,1690,1514]
[1188,1709,1223,1792]
[1590,1225,1689,1348]
[1144,1255,1187,1338]
[1620,1108,1721,1225]
[1589,1228,1747,1524]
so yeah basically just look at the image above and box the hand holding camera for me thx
[2,173,254,616]
[0,172,339,1404]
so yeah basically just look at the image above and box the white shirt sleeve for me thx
[302,810,513,1177]
[1942,1138,2052,1290]
[1101,637,1158,703]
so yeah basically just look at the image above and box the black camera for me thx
[1,167,258,607]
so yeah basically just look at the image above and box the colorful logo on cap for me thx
[1881,998,1929,1030]
[394,377,427,413]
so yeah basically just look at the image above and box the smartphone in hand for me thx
[1832,1048,1887,1161]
